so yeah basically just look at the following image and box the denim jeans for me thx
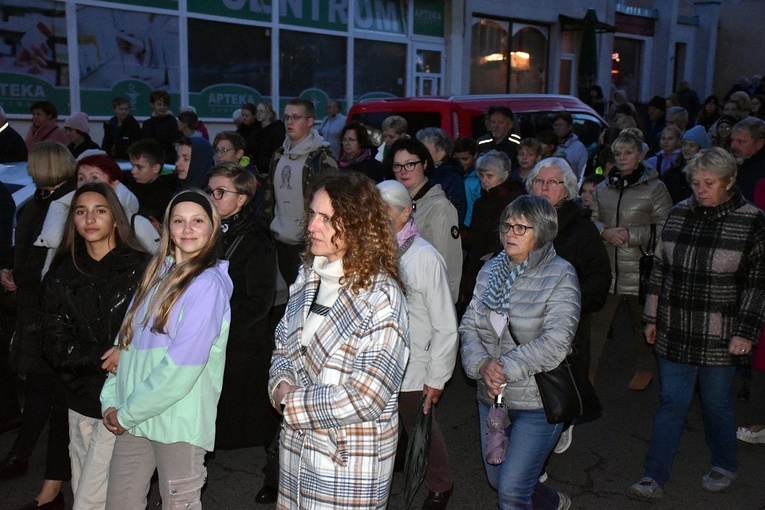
[643,356,737,486]
[478,403,563,510]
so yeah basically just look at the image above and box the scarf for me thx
[481,251,528,315]
[396,218,421,255]
[339,148,372,168]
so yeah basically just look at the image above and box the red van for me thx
[347,94,608,149]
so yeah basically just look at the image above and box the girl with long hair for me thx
[41,183,149,508]
[100,190,233,510]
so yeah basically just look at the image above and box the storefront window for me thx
[470,19,509,94]
[77,5,180,117]
[187,19,270,117]
[471,18,548,94]
[510,25,547,93]
[354,39,406,100]
[280,31,346,100]
[612,37,642,102]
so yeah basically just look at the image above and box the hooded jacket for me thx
[265,129,338,244]
[590,164,672,295]
[460,242,580,409]
[178,136,215,190]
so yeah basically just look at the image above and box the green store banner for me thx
[413,0,444,37]
[97,0,179,11]
[0,74,69,116]
[80,80,180,119]
[188,0,404,34]
[190,84,264,118]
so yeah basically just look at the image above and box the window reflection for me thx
[280,31,346,98]
[354,39,406,99]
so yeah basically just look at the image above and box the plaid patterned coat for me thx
[643,190,765,366]
[268,267,410,510]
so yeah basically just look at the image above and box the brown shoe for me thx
[628,371,653,391]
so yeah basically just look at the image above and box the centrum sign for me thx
[188,0,404,33]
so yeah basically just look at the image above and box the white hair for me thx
[377,180,412,211]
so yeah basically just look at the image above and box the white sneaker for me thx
[554,424,573,454]
[557,492,572,510]
[538,471,548,483]
[629,477,664,499]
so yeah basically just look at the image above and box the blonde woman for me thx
[100,191,233,510]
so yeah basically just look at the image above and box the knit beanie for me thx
[682,125,710,149]
[64,112,90,134]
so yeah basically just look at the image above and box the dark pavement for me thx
[2,304,765,509]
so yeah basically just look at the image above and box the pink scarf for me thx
[396,218,421,254]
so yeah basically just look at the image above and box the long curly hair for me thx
[302,172,402,293]
[118,191,222,348]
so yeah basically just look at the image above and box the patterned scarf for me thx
[339,148,372,167]
[481,251,528,315]
[396,218,421,255]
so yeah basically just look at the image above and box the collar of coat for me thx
[687,187,745,220]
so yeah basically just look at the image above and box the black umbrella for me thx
[485,385,510,465]
[403,395,432,510]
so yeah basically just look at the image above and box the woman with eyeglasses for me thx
[466,150,526,297]
[338,122,383,183]
[204,163,279,488]
[527,158,611,456]
[589,134,672,390]
[387,138,462,303]
[460,195,580,510]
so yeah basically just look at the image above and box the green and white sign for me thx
[413,0,444,37]
[0,74,69,115]
[190,84,264,118]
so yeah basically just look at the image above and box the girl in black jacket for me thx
[41,183,149,508]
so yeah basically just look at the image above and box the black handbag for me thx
[508,324,602,424]
[638,224,657,305]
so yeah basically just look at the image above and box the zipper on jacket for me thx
[612,187,625,294]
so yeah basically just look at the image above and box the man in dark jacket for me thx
[732,118,765,201]
[476,106,521,167]
[0,107,27,163]
[102,97,142,161]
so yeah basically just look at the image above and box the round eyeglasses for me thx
[498,222,534,236]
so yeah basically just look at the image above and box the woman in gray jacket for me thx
[460,195,580,510]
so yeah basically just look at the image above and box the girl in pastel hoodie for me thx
[100,190,233,510]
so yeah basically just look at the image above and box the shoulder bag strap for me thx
[223,235,245,260]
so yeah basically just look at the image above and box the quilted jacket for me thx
[459,242,581,409]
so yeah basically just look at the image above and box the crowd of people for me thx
[0,82,764,510]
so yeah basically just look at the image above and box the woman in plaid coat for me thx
[630,148,765,499]
[268,172,410,510]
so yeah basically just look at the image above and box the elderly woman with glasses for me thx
[460,195,580,510]
[527,158,611,373]
[629,148,765,499]
[387,138,462,303]
[466,150,526,295]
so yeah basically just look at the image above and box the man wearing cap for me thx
[477,105,521,167]
[731,117,765,201]
[0,106,27,163]
[645,96,667,154]
[63,112,100,159]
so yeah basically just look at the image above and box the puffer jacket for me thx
[459,242,581,409]
[40,244,149,418]
[590,164,672,295]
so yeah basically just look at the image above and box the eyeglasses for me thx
[281,115,311,124]
[391,161,422,173]
[204,187,244,200]
[498,222,534,236]
[531,178,564,188]
[214,147,234,156]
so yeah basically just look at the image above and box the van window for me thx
[470,112,603,150]
[349,112,442,138]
